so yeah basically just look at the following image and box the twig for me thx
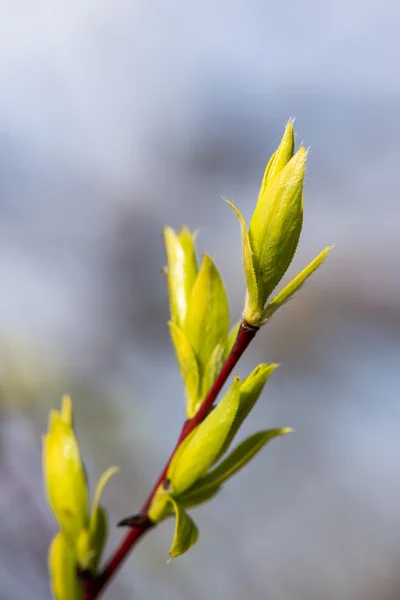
[83,320,258,599]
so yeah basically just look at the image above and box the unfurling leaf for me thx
[164,227,198,328]
[169,498,199,558]
[49,532,82,600]
[184,255,229,377]
[168,377,240,495]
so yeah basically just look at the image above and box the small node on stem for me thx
[162,478,172,491]
[117,514,149,528]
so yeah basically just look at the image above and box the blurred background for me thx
[1,0,400,598]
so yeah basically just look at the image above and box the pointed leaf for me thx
[217,363,278,459]
[164,226,198,327]
[258,150,277,196]
[176,481,221,509]
[196,428,292,492]
[184,255,229,376]
[60,395,73,425]
[90,466,119,528]
[169,498,199,558]
[88,506,107,573]
[168,321,200,418]
[225,200,259,322]
[265,119,295,185]
[49,532,82,600]
[261,246,333,323]
[168,376,240,495]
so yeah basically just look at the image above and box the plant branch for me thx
[83,319,259,599]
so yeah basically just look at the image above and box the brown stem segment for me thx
[83,320,259,599]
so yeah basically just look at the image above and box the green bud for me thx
[227,120,320,327]
[44,396,118,579]
[164,227,198,328]
[43,396,89,541]
[248,145,306,315]
[48,532,82,600]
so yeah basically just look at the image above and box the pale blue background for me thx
[0,1,399,598]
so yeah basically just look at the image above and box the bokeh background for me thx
[1,1,400,598]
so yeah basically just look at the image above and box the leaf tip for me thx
[281,426,294,435]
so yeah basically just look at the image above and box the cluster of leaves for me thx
[42,119,331,598]
[148,229,291,555]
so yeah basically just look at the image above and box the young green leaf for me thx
[168,376,240,495]
[168,321,200,418]
[49,532,82,600]
[261,246,333,323]
[169,498,199,558]
[216,363,278,459]
[184,255,229,377]
[167,426,199,484]
[90,466,119,527]
[164,227,198,328]
[176,481,222,509]
[194,428,292,493]
[79,466,118,572]
[88,506,107,573]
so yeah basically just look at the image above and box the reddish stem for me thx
[83,320,258,599]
